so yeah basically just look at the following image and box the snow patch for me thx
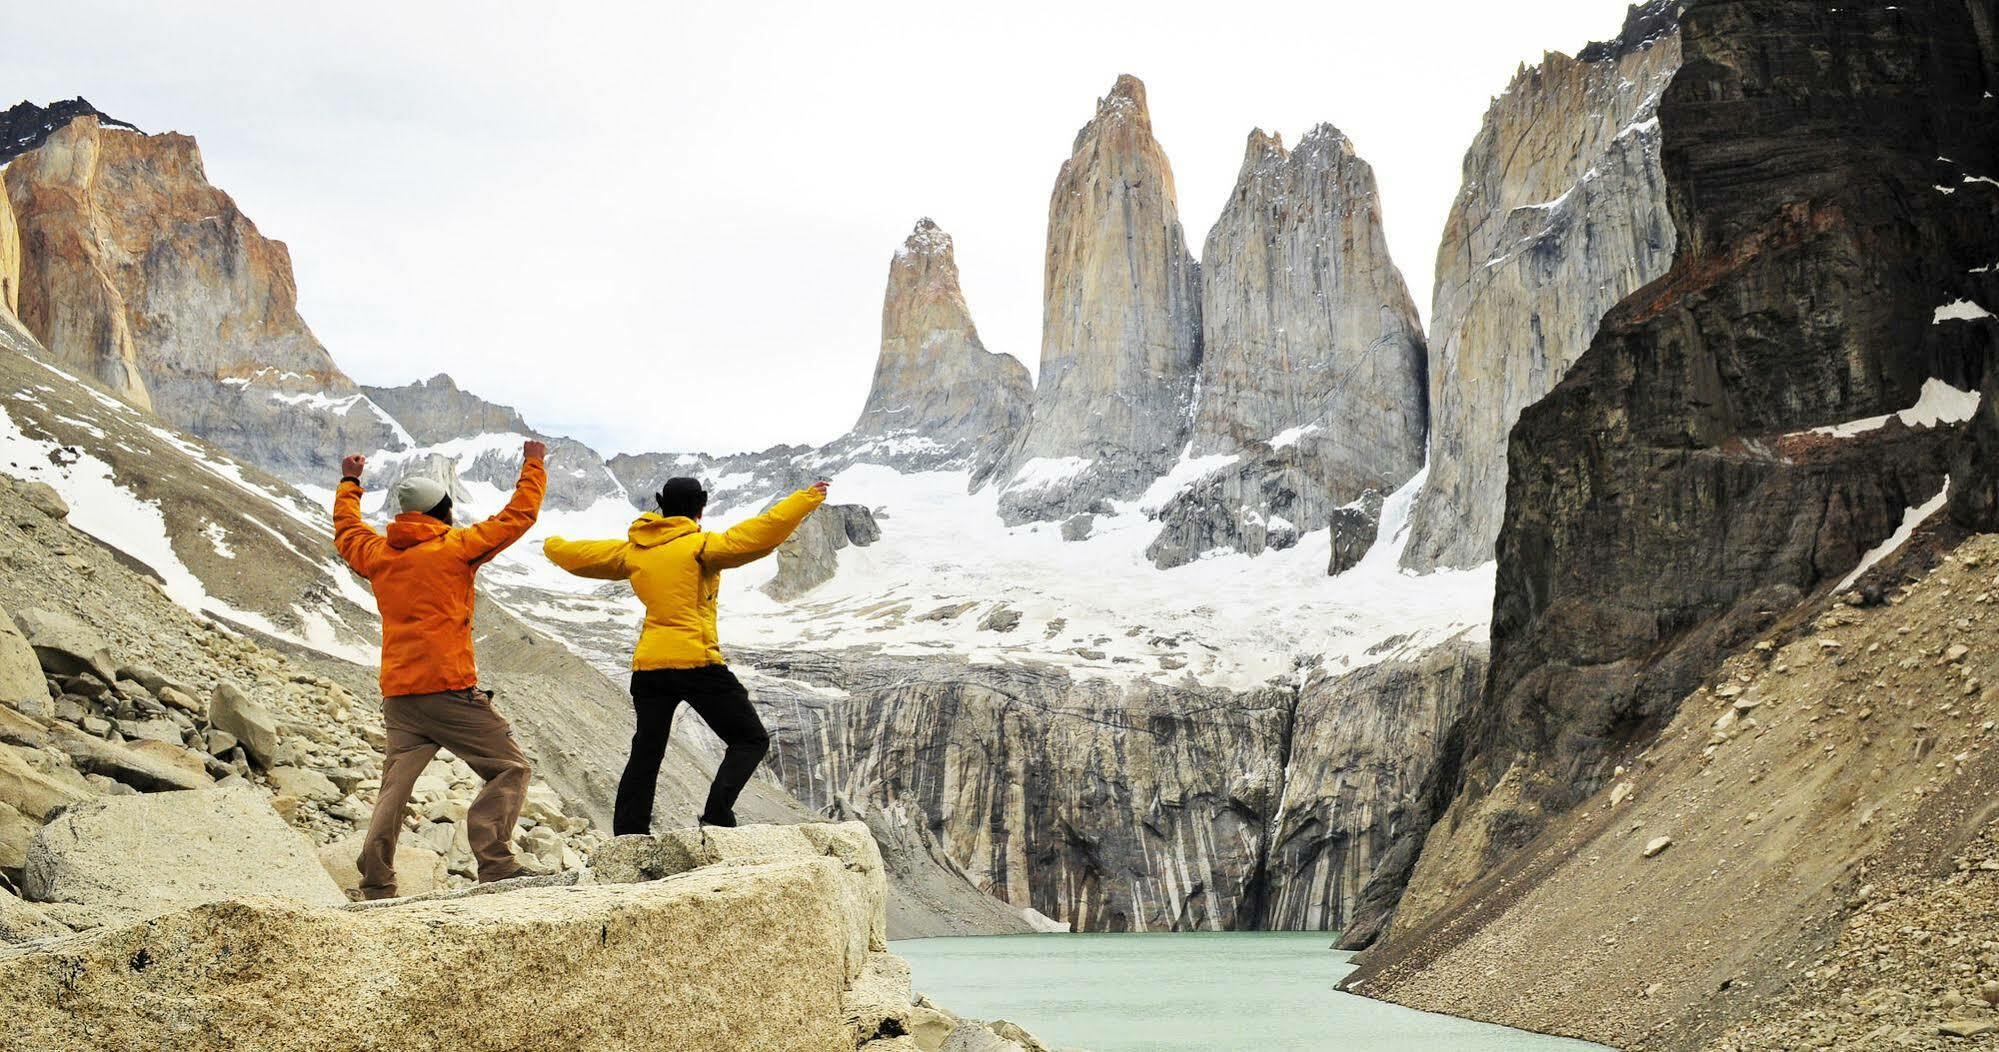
[202,521,236,559]
[1934,299,1994,323]
[1005,456,1094,493]
[1837,477,1950,593]
[1270,423,1322,449]
[1797,379,1982,439]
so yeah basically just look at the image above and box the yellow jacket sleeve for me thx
[701,487,826,570]
[332,479,386,577]
[543,536,631,580]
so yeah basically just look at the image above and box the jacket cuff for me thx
[340,476,362,488]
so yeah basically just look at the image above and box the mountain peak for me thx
[1,98,139,165]
[895,217,953,262]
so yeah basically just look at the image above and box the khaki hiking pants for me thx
[359,688,530,899]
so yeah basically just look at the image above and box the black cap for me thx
[656,477,708,519]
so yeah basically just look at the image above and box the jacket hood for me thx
[628,513,699,548]
[386,513,451,550]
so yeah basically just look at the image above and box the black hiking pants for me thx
[615,664,770,835]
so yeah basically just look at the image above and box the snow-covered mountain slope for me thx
[482,459,1492,692]
[0,311,379,663]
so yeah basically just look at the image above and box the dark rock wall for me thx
[1377,0,1999,949]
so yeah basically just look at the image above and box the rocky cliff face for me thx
[0,173,17,319]
[994,75,1203,521]
[1369,0,1998,972]
[1148,125,1426,568]
[749,639,1489,936]
[852,219,1032,475]
[1263,636,1484,943]
[1401,2,1682,572]
[754,650,1290,932]
[4,115,406,477]
[361,374,624,511]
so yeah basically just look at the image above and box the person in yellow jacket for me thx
[544,475,827,832]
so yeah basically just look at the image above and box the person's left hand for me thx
[342,453,366,479]
[523,439,547,462]
[811,480,830,497]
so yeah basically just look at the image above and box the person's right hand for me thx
[342,454,366,479]
[810,480,830,497]
[523,439,547,462]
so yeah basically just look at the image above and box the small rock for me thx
[18,481,68,520]
[1939,1019,1997,1038]
[203,728,238,757]
[978,607,1022,634]
[1643,836,1673,858]
[209,683,280,767]
[155,685,204,717]
[267,766,341,803]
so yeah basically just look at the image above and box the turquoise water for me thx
[893,932,1611,1052]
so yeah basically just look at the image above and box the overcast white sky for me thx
[13,0,1638,456]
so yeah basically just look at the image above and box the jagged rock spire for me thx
[1146,121,1427,568]
[994,73,1203,522]
[852,218,1031,468]
[1191,121,1425,464]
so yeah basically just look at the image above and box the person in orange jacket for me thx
[543,476,826,833]
[333,440,547,899]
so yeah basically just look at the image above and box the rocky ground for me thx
[0,468,604,931]
[3,819,1073,1051]
[1703,821,1999,1049]
[1348,528,1999,1050]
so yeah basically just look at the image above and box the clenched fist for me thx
[341,454,366,479]
[523,439,547,462]
[810,479,830,497]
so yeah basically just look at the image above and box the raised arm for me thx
[700,482,828,570]
[333,454,386,576]
[543,536,631,580]
[459,441,548,565]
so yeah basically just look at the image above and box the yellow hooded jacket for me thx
[542,487,825,669]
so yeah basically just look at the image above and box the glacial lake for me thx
[893,932,1613,1052]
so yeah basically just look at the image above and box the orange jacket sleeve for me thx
[333,479,386,577]
[459,456,547,565]
[700,487,826,570]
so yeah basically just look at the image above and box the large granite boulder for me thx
[22,784,344,927]
[0,609,49,710]
[12,606,116,685]
[589,820,888,963]
[0,743,87,821]
[46,723,211,793]
[315,833,452,901]
[0,856,863,1052]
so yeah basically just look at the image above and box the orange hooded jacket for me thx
[333,458,546,697]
